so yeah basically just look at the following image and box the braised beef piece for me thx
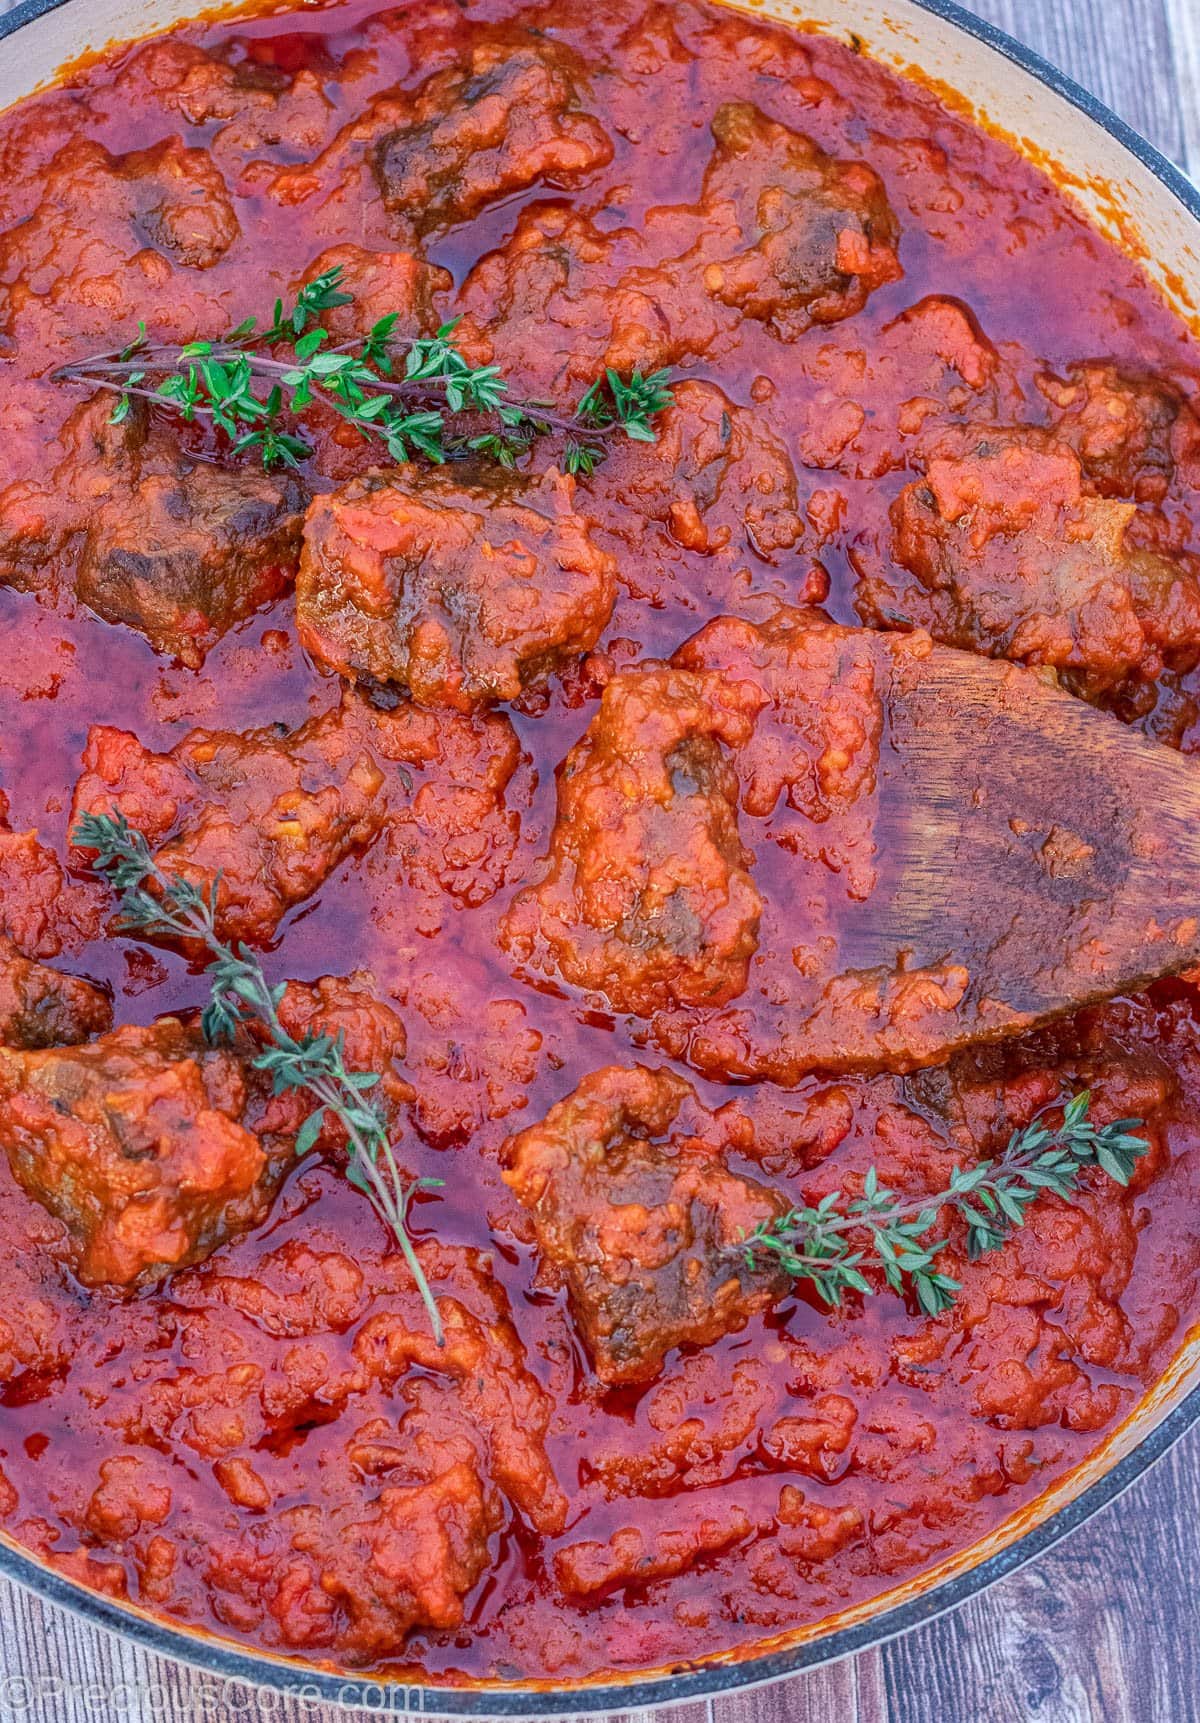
[78,453,306,669]
[124,38,336,164]
[0,794,109,1050]
[0,1020,281,1288]
[1036,361,1200,504]
[373,37,612,233]
[861,433,1200,701]
[72,690,528,947]
[297,469,616,710]
[298,243,450,342]
[0,973,415,1289]
[452,202,724,399]
[0,790,103,960]
[501,665,764,1018]
[0,396,307,667]
[70,692,404,949]
[264,30,610,247]
[688,101,903,338]
[0,939,111,1052]
[0,134,239,319]
[504,1064,789,1384]
[596,379,805,561]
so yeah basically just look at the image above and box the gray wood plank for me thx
[0,1,1196,1720]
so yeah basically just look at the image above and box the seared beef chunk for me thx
[72,691,527,946]
[70,694,402,949]
[505,1065,789,1384]
[77,450,306,668]
[0,939,112,1052]
[205,1241,564,1656]
[0,795,109,1050]
[501,666,764,1017]
[289,1462,497,1651]
[1037,361,1200,504]
[0,1020,282,1288]
[599,379,805,560]
[0,791,102,960]
[125,38,336,165]
[0,136,237,350]
[297,469,616,709]
[864,435,1200,700]
[0,973,414,1289]
[373,37,612,232]
[0,397,306,666]
[794,293,1009,479]
[266,31,610,244]
[689,101,901,338]
[453,202,723,399]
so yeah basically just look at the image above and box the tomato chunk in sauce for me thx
[1,0,1200,1688]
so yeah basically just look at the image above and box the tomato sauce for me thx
[0,0,1199,1685]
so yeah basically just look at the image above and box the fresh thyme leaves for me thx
[563,367,676,476]
[71,810,445,1345]
[53,265,674,473]
[739,1092,1148,1317]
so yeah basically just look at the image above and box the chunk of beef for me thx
[0,791,102,960]
[297,469,616,709]
[0,137,238,347]
[598,380,804,561]
[501,666,764,1017]
[272,974,413,1155]
[0,794,110,1051]
[689,101,901,339]
[672,606,883,902]
[869,435,1200,699]
[366,702,530,922]
[0,397,307,667]
[390,967,543,1148]
[268,30,609,245]
[373,37,612,233]
[503,1065,789,1384]
[70,693,404,949]
[1036,361,1200,503]
[0,939,112,1051]
[126,39,336,167]
[795,294,1009,479]
[0,1020,284,1288]
[77,438,307,668]
[454,202,722,402]
[350,1244,567,1534]
[287,1461,496,1653]
[196,1241,564,1658]
[72,692,526,947]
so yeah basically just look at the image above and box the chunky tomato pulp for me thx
[1,0,1200,1685]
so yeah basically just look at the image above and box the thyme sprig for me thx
[741,1092,1148,1317]
[71,810,445,1344]
[52,266,674,474]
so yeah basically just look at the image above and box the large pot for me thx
[1,0,1198,1711]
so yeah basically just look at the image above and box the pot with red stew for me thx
[0,0,1199,1688]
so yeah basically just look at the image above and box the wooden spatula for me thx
[796,633,1200,1070]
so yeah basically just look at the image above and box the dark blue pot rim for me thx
[0,0,1198,1709]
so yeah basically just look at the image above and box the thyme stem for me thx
[51,265,673,475]
[741,1092,1148,1316]
[71,810,445,1344]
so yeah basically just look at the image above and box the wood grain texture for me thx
[0,0,1196,1718]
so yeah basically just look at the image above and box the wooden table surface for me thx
[0,0,1197,1717]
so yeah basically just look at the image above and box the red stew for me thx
[1,0,1200,1685]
